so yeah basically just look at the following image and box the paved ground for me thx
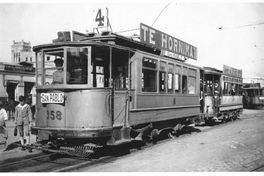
[0,120,38,159]
[1,109,264,172]
[3,120,36,145]
[77,109,264,172]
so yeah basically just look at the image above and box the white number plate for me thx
[259,97,264,100]
[41,93,64,104]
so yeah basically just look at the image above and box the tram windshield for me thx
[36,45,131,89]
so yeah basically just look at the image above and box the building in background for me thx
[11,40,35,64]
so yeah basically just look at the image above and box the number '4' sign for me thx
[95,9,104,26]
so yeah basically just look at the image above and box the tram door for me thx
[204,74,221,115]
[111,48,130,128]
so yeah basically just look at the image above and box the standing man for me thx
[15,96,32,150]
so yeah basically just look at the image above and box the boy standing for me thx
[15,96,32,150]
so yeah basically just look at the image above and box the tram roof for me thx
[33,32,161,56]
[203,66,222,76]
[242,87,264,90]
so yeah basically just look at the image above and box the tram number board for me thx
[41,93,64,104]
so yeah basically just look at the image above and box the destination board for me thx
[140,23,197,60]
[223,65,242,78]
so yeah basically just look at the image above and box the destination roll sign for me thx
[140,23,197,60]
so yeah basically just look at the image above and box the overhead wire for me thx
[115,2,171,34]
[219,21,264,30]
[151,2,171,27]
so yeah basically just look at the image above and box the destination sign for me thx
[223,65,242,78]
[140,23,197,60]
[41,93,64,104]
[4,64,35,73]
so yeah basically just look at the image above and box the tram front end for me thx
[31,43,116,154]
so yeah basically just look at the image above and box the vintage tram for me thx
[201,66,243,123]
[31,27,202,155]
[242,84,264,109]
[31,25,243,156]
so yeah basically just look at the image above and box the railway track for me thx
[0,120,238,172]
[0,152,96,172]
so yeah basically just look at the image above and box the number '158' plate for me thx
[41,93,64,104]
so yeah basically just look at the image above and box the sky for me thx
[0,1,264,80]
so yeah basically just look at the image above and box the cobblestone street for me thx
[78,109,264,172]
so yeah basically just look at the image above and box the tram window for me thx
[223,82,228,95]
[248,90,253,97]
[167,64,174,93]
[188,69,196,94]
[230,83,235,95]
[91,46,110,88]
[182,75,188,94]
[234,84,240,95]
[43,49,65,85]
[174,74,180,93]
[142,58,157,92]
[238,84,243,95]
[67,48,88,84]
[142,70,157,92]
[159,72,166,92]
[112,48,129,90]
[205,80,213,95]
[36,52,43,86]
[159,61,166,93]
[188,77,196,94]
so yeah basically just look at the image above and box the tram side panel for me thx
[220,95,243,111]
[65,89,112,129]
[128,52,200,127]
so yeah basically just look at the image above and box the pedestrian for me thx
[0,101,8,142]
[14,96,32,150]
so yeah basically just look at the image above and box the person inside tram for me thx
[230,84,236,96]
[114,66,128,89]
[52,58,70,84]
[69,56,83,84]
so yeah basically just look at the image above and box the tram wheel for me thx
[150,129,159,144]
